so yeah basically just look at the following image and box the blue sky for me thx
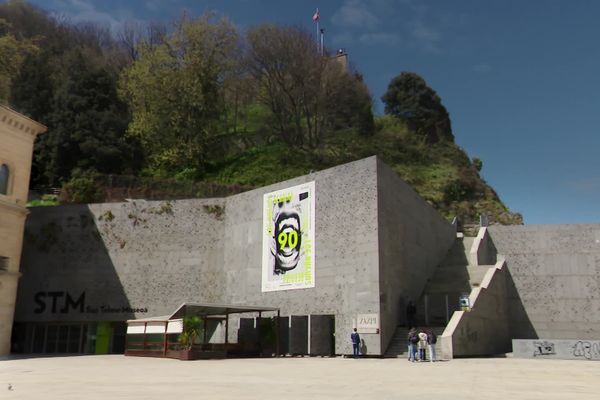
[26,0,600,225]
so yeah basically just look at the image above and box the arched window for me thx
[0,164,9,195]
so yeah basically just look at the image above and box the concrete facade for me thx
[437,224,600,359]
[0,105,45,355]
[219,158,382,354]
[376,159,456,353]
[14,156,456,356]
[488,225,600,340]
[11,155,600,358]
[16,198,227,322]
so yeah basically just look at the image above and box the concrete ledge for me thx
[469,227,497,267]
[513,339,600,361]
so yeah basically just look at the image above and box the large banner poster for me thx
[262,181,315,292]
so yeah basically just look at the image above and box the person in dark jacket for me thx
[351,328,361,358]
[407,327,418,362]
[427,330,437,362]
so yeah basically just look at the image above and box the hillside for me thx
[203,115,522,225]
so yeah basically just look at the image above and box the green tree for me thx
[119,13,240,178]
[46,51,139,184]
[381,72,454,143]
[12,47,140,186]
[245,25,374,148]
[0,17,37,103]
[322,71,375,136]
[6,2,139,186]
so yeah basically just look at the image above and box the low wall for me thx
[513,339,600,361]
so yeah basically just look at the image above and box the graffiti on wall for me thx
[262,181,315,292]
[572,341,600,360]
[533,340,556,357]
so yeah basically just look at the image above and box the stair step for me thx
[384,326,446,358]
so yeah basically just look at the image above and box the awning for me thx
[168,302,280,319]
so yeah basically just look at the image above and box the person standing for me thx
[351,328,361,358]
[418,330,428,361]
[427,330,437,362]
[407,327,418,362]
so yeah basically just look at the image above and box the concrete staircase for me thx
[415,236,491,327]
[384,326,445,359]
[385,234,496,358]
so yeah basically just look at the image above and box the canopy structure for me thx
[125,303,280,360]
[169,303,280,319]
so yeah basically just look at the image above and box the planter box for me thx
[173,349,227,360]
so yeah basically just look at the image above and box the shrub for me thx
[60,169,103,204]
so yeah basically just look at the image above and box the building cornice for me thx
[0,271,22,279]
[0,198,29,216]
[0,104,47,139]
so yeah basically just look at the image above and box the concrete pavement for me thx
[1,355,598,399]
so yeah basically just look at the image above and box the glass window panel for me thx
[111,323,126,354]
[46,325,58,353]
[32,325,45,353]
[57,325,69,353]
[68,325,82,353]
[0,164,8,195]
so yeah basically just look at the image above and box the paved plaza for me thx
[1,355,598,399]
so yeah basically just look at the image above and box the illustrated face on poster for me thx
[262,181,315,292]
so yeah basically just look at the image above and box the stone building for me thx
[0,105,46,354]
[14,157,455,355]
[10,153,600,359]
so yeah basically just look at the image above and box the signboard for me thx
[459,294,471,311]
[262,181,315,292]
[357,313,380,334]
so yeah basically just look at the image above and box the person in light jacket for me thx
[418,330,428,361]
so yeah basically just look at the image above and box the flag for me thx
[312,8,320,22]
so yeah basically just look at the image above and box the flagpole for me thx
[320,29,324,56]
[313,8,320,53]
[316,20,320,52]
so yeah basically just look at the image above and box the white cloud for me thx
[330,0,401,49]
[330,0,451,54]
[331,0,380,30]
[408,21,442,54]
[410,23,440,43]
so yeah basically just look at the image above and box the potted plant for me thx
[178,316,202,360]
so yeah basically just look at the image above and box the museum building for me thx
[4,110,600,358]
[12,157,458,356]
